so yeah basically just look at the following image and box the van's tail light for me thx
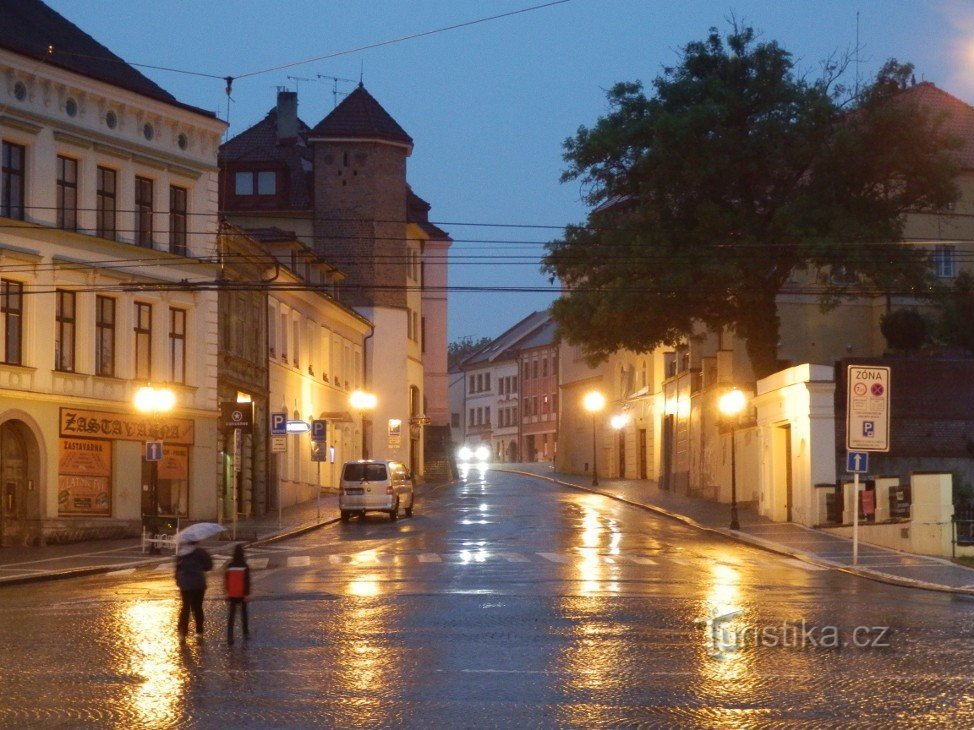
[386,486,394,494]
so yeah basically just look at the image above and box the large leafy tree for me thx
[543,25,960,379]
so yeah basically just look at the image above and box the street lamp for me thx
[134,385,175,552]
[583,390,606,486]
[349,390,377,459]
[717,388,747,531]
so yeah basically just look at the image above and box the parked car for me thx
[339,459,415,521]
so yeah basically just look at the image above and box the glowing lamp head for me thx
[718,388,747,417]
[134,386,176,414]
[610,414,629,430]
[349,390,377,411]
[583,391,606,414]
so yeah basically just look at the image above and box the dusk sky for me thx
[45,0,974,342]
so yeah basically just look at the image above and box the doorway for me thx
[617,429,626,478]
[773,423,794,522]
[0,421,37,547]
[638,428,648,479]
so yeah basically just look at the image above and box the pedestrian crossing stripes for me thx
[132,551,826,575]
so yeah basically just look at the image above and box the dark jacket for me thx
[175,547,213,591]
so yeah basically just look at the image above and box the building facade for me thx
[219,88,451,478]
[0,0,226,544]
[556,81,974,525]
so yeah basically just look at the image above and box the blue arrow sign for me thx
[846,451,869,474]
[270,412,287,436]
[146,441,164,462]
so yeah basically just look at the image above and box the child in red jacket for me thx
[225,543,251,645]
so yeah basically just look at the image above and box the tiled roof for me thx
[461,311,553,368]
[408,188,451,240]
[515,318,558,350]
[896,82,974,169]
[309,84,412,147]
[219,110,314,210]
[0,0,214,118]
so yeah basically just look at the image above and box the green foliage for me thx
[543,24,960,379]
[880,309,927,352]
[935,272,974,354]
[448,336,492,369]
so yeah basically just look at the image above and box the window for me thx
[96,167,116,240]
[934,245,956,278]
[1,280,22,365]
[56,156,77,230]
[469,375,475,392]
[542,358,548,377]
[485,407,491,425]
[234,170,276,196]
[512,376,517,393]
[135,176,153,246]
[170,308,186,384]
[533,361,539,378]
[451,413,460,428]
[169,185,187,255]
[523,397,530,417]
[55,290,76,372]
[134,302,152,380]
[485,373,491,390]
[95,296,115,376]
[469,408,474,424]
[1,141,25,220]
[421,316,426,353]
[477,407,483,425]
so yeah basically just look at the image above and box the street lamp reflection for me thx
[114,600,185,725]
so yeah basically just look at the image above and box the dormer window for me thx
[234,170,276,196]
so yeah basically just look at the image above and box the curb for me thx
[497,468,974,598]
[0,481,457,587]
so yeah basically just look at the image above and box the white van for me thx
[339,459,414,521]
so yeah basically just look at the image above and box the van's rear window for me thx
[343,463,388,481]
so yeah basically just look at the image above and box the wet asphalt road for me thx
[2,467,974,728]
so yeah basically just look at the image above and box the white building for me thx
[0,1,226,544]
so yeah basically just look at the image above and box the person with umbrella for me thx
[174,523,222,642]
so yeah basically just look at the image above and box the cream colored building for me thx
[557,82,974,527]
[0,4,226,544]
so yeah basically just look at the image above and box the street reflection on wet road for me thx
[2,467,974,727]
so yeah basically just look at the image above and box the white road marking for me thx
[249,558,269,569]
[622,555,658,565]
[328,554,344,564]
[538,552,570,563]
[419,553,442,563]
[499,553,530,562]
[286,556,311,567]
[668,557,691,566]
[154,563,173,573]
[105,568,135,577]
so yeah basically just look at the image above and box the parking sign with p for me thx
[270,412,287,436]
[312,419,327,443]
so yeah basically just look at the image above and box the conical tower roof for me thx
[309,83,413,148]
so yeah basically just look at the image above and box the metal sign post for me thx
[311,420,327,523]
[846,365,890,564]
[271,412,287,529]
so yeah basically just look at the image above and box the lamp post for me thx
[583,390,606,486]
[717,388,747,531]
[134,385,175,551]
[349,390,377,459]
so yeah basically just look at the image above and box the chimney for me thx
[276,90,298,144]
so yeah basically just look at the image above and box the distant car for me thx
[339,459,414,521]
[457,444,490,463]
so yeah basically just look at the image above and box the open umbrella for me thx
[175,522,226,554]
